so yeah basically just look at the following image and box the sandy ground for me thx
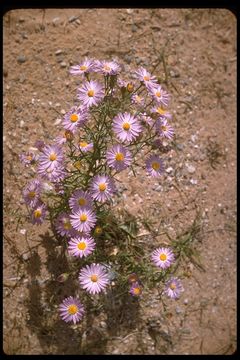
[3,8,237,354]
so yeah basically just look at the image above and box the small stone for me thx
[20,228,26,235]
[19,17,25,23]
[60,61,67,68]
[166,166,173,174]
[180,328,191,334]
[175,306,182,314]
[131,24,138,32]
[55,49,63,55]
[3,69,8,77]
[60,109,66,115]
[136,57,142,65]
[52,17,60,26]
[190,179,198,185]
[183,299,188,305]
[126,9,134,14]
[186,163,196,174]
[17,55,26,64]
[22,253,30,261]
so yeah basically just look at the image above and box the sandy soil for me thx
[3,8,237,355]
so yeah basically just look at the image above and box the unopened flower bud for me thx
[57,273,69,283]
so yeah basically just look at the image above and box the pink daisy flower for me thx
[68,236,96,258]
[117,77,128,88]
[22,179,42,208]
[62,106,88,133]
[95,59,121,75]
[79,141,94,153]
[19,151,37,167]
[146,154,165,177]
[140,112,154,127]
[134,66,158,88]
[148,83,170,107]
[129,282,143,297]
[155,118,175,140]
[38,164,67,183]
[131,94,145,107]
[78,263,110,295]
[55,212,75,237]
[70,208,97,233]
[77,80,104,108]
[151,247,175,269]
[69,57,96,76]
[31,202,47,225]
[112,112,142,143]
[106,144,132,172]
[69,189,93,212]
[151,105,172,119]
[164,277,184,299]
[38,144,64,172]
[59,296,85,324]
[55,130,74,145]
[89,174,116,203]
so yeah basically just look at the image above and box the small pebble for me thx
[126,9,134,14]
[131,24,138,32]
[3,69,8,77]
[17,55,26,64]
[22,253,30,261]
[68,15,77,23]
[186,163,196,174]
[184,299,188,305]
[20,228,26,235]
[19,17,25,23]
[55,49,63,55]
[175,306,182,314]
[60,61,67,68]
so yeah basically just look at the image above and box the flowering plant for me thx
[20,57,183,325]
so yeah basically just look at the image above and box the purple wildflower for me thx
[31,202,47,225]
[106,144,132,172]
[68,236,96,258]
[59,296,85,324]
[55,212,75,237]
[69,57,96,76]
[151,247,175,269]
[69,189,93,212]
[164,277,184,299]
[148,83,170,107]
[95,59,121,75]
[89,174,116,203]
[77,80,104,108]
[70,208,97,233]
[62,106,88,133]
[78,263,110,295]
[112,112,142,143]
[129,282,143,297]
[19,151,37,167]
[22,179,42,208]
[146,155,165,177]
[155,118,174,140]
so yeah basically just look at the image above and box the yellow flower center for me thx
[152,161,160,171]
[156,91,161,97]
[133,287,141,295]
[99,183,106,192]
[68,304,78,315]
[63,221,71,230]
[28,191,36,198]
[104,64,111,71]
[49,153,57,161]
[74,161,81,170]
[136,95,141,103]
[80,141,88,148]
[77,242,86,250]
[70,114,78,123]
[123,122,130,131]
[94,226,102,235]
[161,125,167,132]
[91,274,98,282]
[78,198,86,206]
[170,283,176,290]
[157,107,166,115]
[115,152,124,161]
[127,83,134,92]
[80,65,87,71]
[80,214,88,222]
[159,253,167,261]
[34,209,42,218]
[143,75,150,81]
[27,155,33,161]
[87,89,95,97]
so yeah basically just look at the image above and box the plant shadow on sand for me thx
[23,230,141,354]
